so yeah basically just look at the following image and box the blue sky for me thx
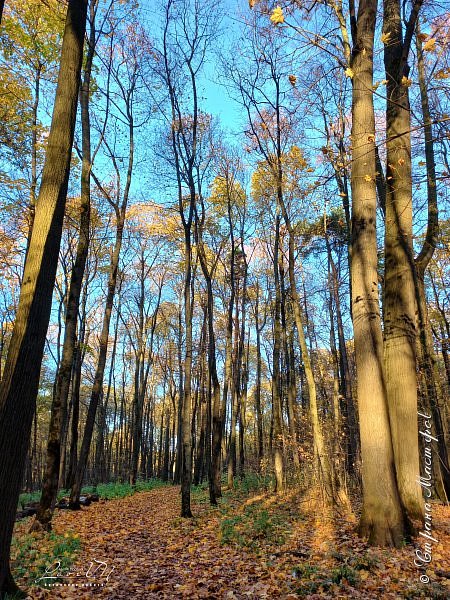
[137,0,249,133]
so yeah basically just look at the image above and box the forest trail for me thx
[24,485,293,599]
[20,484,450,599]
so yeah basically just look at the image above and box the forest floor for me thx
[12,480,450,599]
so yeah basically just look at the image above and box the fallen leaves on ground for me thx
[13,483,450,599]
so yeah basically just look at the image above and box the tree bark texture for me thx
[0,0,87,593]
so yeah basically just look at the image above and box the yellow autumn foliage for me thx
[423,37,437,52]
[126,202,182,242]
[209,175,246,215]
[270,6,284,25]
[251,145,310,205]
[401,75,413,87]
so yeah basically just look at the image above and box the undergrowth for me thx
[10,530,80,589]
[19,478,168,508]
[213,473,291,552]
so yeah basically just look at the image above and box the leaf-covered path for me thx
[19,484,450,599]
[25,485,292,599]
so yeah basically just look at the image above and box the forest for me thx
[0,0,449,598]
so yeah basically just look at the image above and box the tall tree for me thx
[349,0,405,545]
[194,193,222,503]
[0,0,87,594]
[382,0,424,526]
[69,15,141,506]
[209,161,244,496]
[156,0,218,517]
[414,20,450,500]
[31,0,101,532]
[126,231,165,485]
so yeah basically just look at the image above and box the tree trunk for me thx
[174,305,183,484]
[194,215,222,502]
[130,269,161,485]
[237,258,248,480]
[254,284,264,463]
[25,64,42,257]
[69,223,124,506]
[162,408,171,482]
[227,345,238,487]
[70,38,135,501]
[194,390,205,485]
[277,179,333,500]
[150,402,156,477]
[221,190,237,492]
[238,335,249,479]
[383,0,424,525]
[0,0,87,593]
[181,229,193,517]
[431,279,450,391]
[414,20,450,500]
[350,0,405,546]
[228,284,242,489]
[328,292,341,444]
[130,261,146,485]
[280,258,300,470]
[97,290,121,484]
[31,3,95,529]
[325,231,359,474]
[272,213,284,492]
